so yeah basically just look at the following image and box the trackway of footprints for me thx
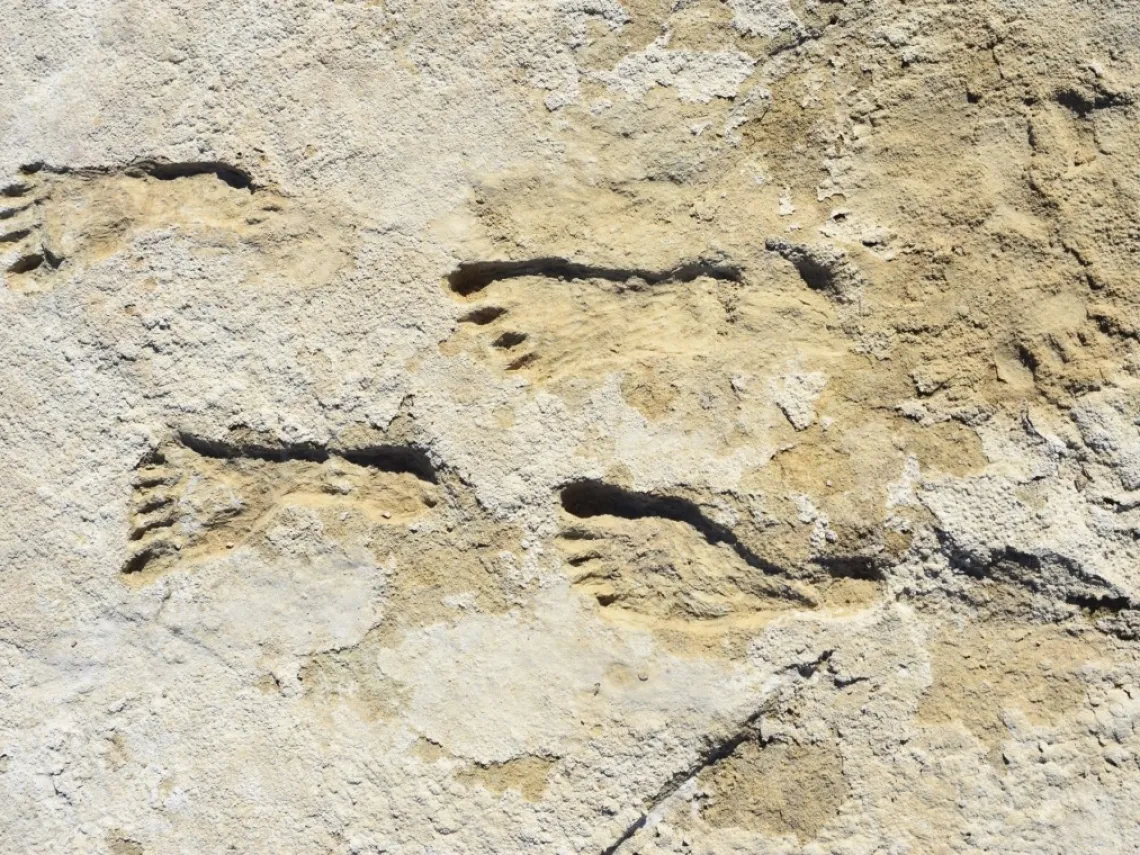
[124,433,881,639]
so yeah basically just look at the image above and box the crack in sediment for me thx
[764,238,865,301]
[1064,592,1133,614]
[764,1,848,58]
[935,530,1138,631]
[767,23,831,58]
[447,257,742,296]
[812,554,885,581]
[1053,85,1134,118]
[598,651,833,855]
[1089,309,1139,342]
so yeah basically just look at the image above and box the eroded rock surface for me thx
[3,1,1139,852]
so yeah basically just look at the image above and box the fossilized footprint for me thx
[1,171,62,280]
[556,480,881,633]
[2,160,349,290]
[124,434,439,580]
[439,253,848,444]
[442,258,744,380]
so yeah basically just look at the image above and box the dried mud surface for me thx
[2,1,1140,853]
